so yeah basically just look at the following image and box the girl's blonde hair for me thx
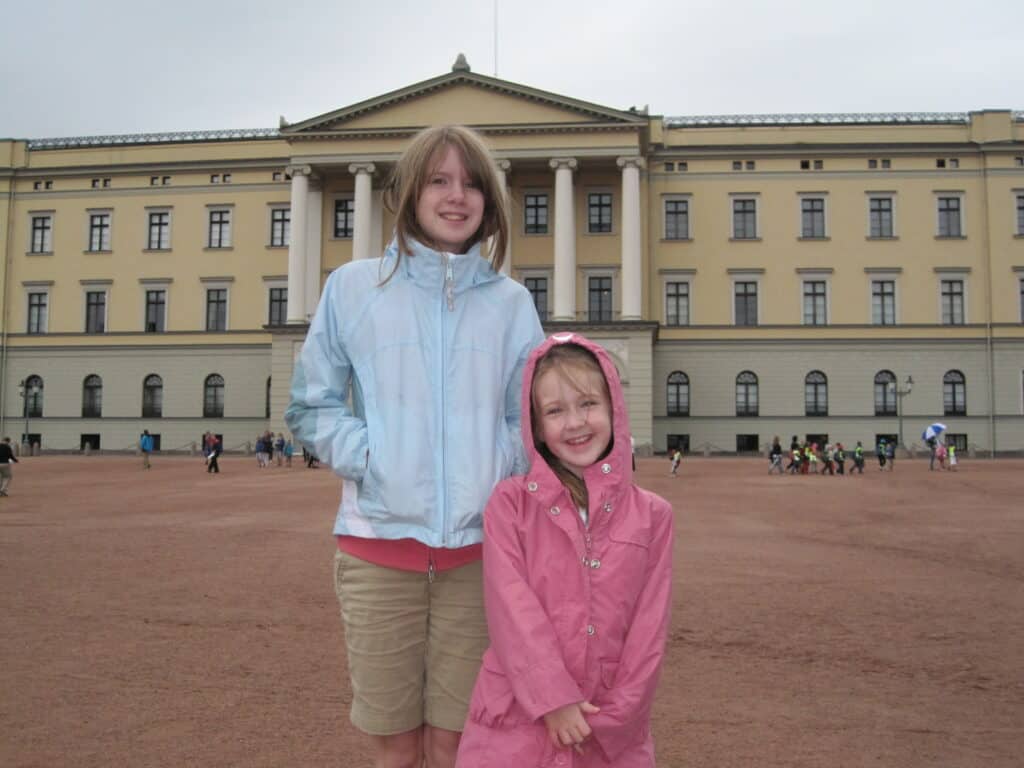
[383,125,509,273]
[530,343,613,510]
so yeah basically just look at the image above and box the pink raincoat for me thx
[456,333,674,767]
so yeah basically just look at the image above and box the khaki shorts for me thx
[333,550,488,735]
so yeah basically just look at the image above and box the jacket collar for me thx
[382,237,502,292]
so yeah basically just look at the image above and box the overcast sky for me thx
[3,0,1022,140]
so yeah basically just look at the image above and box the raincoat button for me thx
[603,502,612,513]
[527,481,538,492]
[586,624,596,636]
[549,506,560,516]
[601,463,612,474]
[590,559,601,569]
[582,556,589,566]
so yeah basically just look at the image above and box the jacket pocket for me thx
[600,659,620,690]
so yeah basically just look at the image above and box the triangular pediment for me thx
[282,68,646,136]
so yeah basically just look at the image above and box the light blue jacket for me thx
[285,239,545,548]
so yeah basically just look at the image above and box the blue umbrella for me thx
[922,422,948,441]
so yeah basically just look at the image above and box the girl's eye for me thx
[430,176,446,185]
[544,407,562,417]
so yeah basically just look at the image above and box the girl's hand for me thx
[543,701,600,752]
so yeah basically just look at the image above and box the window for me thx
[150,176,159,186]
[210,174,220,184]
[222,173,231,183]
[736,434,760,453]
[943,370,966,416]
[27,292,48,334]
[82,375,103,418]
[85,290,106,333]
[207,209,231,248]
[1020,278,1024,323]
[81,434,101,451]
[869,197,894,238]
[735,371,758,417]
[524,277,548,321]
[268,287,288,325]
[804,371,828,416]
[868,159,877,169]
[872,280,896,325]
[587,193,612,234]
[665,281,690,326]
[732,161,742,171]
[206,288,228,331]
[941,279,965,325]
[23,375,44,418]
[677,161,688,172]
[524,194,549,234]
[204,374,225,418]
[882,159,891,169]
[588,276,613,322]
[745,160,756,171]
[162,176,171,185]
[667,372,690,416]
[937,197,962,237]
[30,214,53,253]
[801,198,826,238]
[732,198,757,239]
[802,280,827,325]
[88,213,111,251]
[333,198,354,238]
[664,198,690,240]
[147,211,170,249]
[936,159,946,168]
[1016,194,1024,235]
[270,208,290,247]
[142,374,163,418]
[664,162,675,172]
[734,281,758,326]
[667,434,689,453]
[145,289,166,333]
[272,171,283,181]
[874,370,897,416]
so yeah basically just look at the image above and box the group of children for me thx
[285,124,671,767]
[771,436,867,476]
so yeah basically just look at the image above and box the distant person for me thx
[876,439,887,470]
[284,439,294,467]
[948,444,958,471]
[834,442,846,475]
[787,436,802,474]
[670,447,682,476]
[935,442,947,470]
[139,430,154,470]
[768,436,784,474]
[274,433,286,466]
[853,441,865,474]
[0,436,19,497]
[206,435,221,474]
[885,440,896,471]
[456,335,672,767]
[927,436,938,470]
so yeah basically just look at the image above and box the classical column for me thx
[285,165,311,324]
[349,163,376,261]
[304,184,323,319]
[496,159,511,275]
[550,158,578,321]
[617,156,645,321]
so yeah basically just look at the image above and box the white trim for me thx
[797,192,829,239]
[22,283,51,334]
[933,191,966,237]
[868,274,900,325]
[584,187,615,236]
[661,273,693,326]
[728,193,760,240]
[799,273,831,325]
[205,205,233,249]
[143,206,173,250]
[865,192,898,238]
[730,272,762,326]
[662,193,693,240]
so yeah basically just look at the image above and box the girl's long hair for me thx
[530,344,612,511]
[382,125,509,282]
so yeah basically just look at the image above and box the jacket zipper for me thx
[440,252,451,547]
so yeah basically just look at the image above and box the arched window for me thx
[735,371,758,417]
[874,370,896,416]
[82,374,103,418]
[142,374,163,418]
[804,370,828,416]
[667,371,689,416]
[22,375,44,418]
[265,376,272,419]
[943,370,966,416]
[204,374,225,418]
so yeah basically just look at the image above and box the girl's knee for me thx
[370,729,423,768]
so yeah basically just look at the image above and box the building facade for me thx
[3,59,1023,454]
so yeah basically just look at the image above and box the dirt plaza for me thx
[1,454,1022,767]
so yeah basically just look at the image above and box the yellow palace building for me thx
[2,57,1023,455]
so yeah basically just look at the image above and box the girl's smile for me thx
[534,368,612,478]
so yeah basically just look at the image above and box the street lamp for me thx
[891,375,913,450]
[18,378,40,455]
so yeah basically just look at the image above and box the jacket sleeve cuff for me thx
[512,661,584,722]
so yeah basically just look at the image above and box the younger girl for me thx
[456,333,673,767]
[286,125,544,768]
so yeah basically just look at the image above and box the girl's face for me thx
[534,366,612,478]
[415,144,485,254]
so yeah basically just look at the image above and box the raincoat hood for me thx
[520,333,633,507]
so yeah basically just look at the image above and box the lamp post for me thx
[892,375,914,450]
[17,378,39,454]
